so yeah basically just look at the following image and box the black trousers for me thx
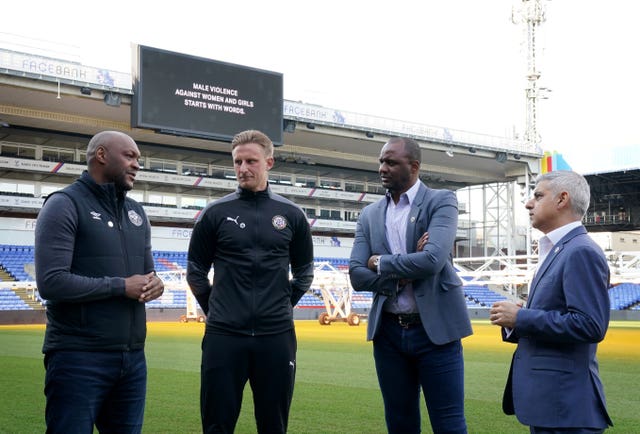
[200,329,297,434]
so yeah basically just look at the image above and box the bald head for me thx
[87,131,130,166]
[86,131,141,191]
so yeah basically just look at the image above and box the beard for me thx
[113,171,134,192]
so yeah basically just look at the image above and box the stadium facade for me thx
[1,44,639,322]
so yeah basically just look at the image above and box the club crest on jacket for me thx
[272,215,287,230]
[128,210,143,226]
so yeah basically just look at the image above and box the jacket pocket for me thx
[530,355,574,373]
[439,263,463,292]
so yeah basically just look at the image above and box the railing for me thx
[605,252,640,283]
[584,212,631,225]
[454,252,640,295]
[454,255,536,297]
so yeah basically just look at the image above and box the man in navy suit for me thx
[490,170,612,433]
[349,137,472,434]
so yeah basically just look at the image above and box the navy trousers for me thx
[44,349,147,434]
[373,314,467,434]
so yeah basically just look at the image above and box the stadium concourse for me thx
[0,44,639,324]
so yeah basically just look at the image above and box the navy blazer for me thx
[349,182,472,344]
[502,226,612,429]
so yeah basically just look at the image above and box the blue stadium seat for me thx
[463,284,508,307]
[609,283,640,310]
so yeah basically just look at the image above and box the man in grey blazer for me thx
[490,170,612,433]
[349,137,472,434]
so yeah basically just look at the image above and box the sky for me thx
[2,1,639,174]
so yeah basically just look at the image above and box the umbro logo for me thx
[90,211,102,221]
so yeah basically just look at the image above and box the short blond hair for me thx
[231,130,273,158]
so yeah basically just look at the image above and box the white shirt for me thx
[537,235,553,269]
[537,220,583,269]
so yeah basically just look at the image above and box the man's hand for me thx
[489,301,523,328]
[140,272,164,303]
[367,255,380,271]
[124,272,164,303]
[396,233,430,289]
[417,231,429,251]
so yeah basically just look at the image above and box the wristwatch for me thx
[373,255,381,271]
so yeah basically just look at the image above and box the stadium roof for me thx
[0,49,542,190]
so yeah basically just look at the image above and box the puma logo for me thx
[226,216,245,229]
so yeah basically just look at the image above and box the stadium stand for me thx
[145,289,188,309]
[3,244,640,313]
[609,283,640,310]
[463,284,509,307]
[3,45,640,327]
[297,293,325,309]
[152,251,188,271]
[315,257,349,271]
[0,288,31,310]
[351,292,373,309]
[0,244,34,282]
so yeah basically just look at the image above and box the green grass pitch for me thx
[1,320,639,433]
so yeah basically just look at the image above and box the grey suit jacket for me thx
[349,182,472,344]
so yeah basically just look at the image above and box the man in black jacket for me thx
[187,129,314,434]
[35,130,164,434]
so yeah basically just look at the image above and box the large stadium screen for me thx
[131,45,283,144]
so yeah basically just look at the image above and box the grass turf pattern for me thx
[0,320,638,433]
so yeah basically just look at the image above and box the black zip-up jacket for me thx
[187,186,314,336]
[35,171,154,353]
